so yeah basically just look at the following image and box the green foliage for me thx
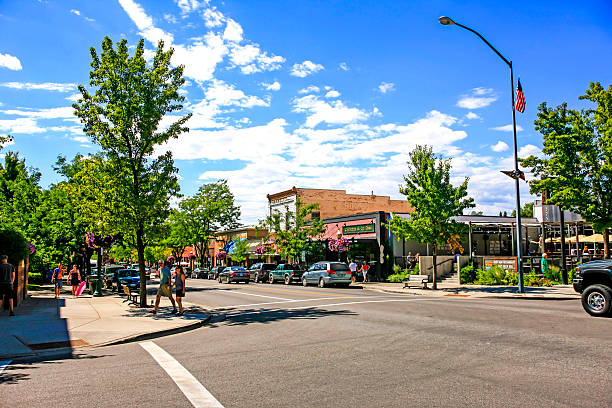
[549,264,562,284]
[180,180,241,266]
[0,227,28,265]
[163,209,191,260]
[511,202,534,218]
[261,199,325,264]
[229,238,250,264]
[476,266,507,285]
[73,37,191,305]
[522,82,612,256]
[387,264,419,282]
[0,134,12,151]
[460,264,476,284]
[27,272,45,284]
[526,270,540,286]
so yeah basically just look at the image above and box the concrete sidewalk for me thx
[0,286,211,360]
[361,281,581,299]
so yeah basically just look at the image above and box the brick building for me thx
[267,187,413,228]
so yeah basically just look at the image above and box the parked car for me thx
[209,266,225,280]
[268,264,305,285]
[117,269,140,291]
[104,264,126,292]
[219,266,250,284]
[573,260,612,316]
[248,263,277,283]
[302,261,352,288]
[192,268,209,279]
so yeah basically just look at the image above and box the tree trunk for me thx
[137,225,147,307]
[432,244,437,290]
[604,229,610,260]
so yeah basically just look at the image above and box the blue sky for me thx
[1,0,611,223]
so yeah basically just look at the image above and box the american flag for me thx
[515,78,525,113]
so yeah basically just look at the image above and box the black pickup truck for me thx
[573,260,612,316]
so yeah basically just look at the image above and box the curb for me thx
[363,286,580,300]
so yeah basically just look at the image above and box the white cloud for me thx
[70,9,81,16]
[291,60,324,77]
[164,13,177,24]
[72,136,89,143]
[204,79,269,109]
[0,53,22,71]
[292,94,374,128]
[465,112,480,120]
[378,82,395,94]
[261,81,281,91]
[203,8,224,28]
[338,62,349,71]
[298,86,320,94]
[457,87,498,109]
[66,93,81,102]
[118,0,174,45]
[491,124,523,132]
[491,141,509,152]
[223,19,243,43]
[175,0,205,14]
[2,107,74,119]
[0,118,45,134]
[0,82,76,92]
[325,90,340,98]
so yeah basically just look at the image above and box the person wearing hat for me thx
[0,255,15,316]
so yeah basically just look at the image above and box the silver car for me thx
[302,261,352,288]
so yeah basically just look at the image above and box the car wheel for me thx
[269,274,274,284]
[302,277,308,287]
[319,278,325,288]
[254,273,259,283]
[226,276,231,284]
[581,284,612,317]
[244,280,249,284]
[285,275,291,285]
[218,276,222,283]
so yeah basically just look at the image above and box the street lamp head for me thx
[439,16,455,26]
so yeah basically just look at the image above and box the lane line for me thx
[0,360,11,374]
[140,342,224,408]
[217,295,404,309]
[193,280,355,297]
[226,298,435,317]
[228,291,293,301]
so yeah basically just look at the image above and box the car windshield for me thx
[262,264,276,270]
[118,269,139,278]
[330,263,350,271]
[231,267,246,271]
[287,264,301,270]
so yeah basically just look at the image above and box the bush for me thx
[387,273,406,283]
[460,264,476,284]
[548,265,562,284]
[526,270,540,286]
[410,264,420,275]
[504,271,518,285]
[387,265,419,282]
[0,227,29,266]
[476,266,507,285]
[28,272,45,284]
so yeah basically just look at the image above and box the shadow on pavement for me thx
[216,307,357,327]
[121,305,211,321]
[1,352,111,385]
[441,286,575,296]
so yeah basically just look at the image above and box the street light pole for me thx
[439,16,524,292]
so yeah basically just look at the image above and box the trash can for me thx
[87,275,99,294]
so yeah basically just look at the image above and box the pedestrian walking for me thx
[349,260,358,283]
[361,262,370,283]
[175,266,186,316]
[150,260,177,315]
[69,265,81,297]
[539,253,550,287]
[0,255,15,316]
[51,263,65,298]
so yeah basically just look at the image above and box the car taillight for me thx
[230,273,236,276]
[327,270,336,274]
[576,267,581,276]
[246,273,250,276]
[291,271,294,275]
[346,271,351,274]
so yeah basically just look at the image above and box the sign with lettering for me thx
[342,224,375,235]
[483,257,518,273]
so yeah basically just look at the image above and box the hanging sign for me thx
[342,224,375,235]
[483,257,518,273]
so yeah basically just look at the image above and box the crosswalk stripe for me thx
[140,342,224,408]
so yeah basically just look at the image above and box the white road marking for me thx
[140,342,224,408]
[228,291,293,301]
[0,360,11,374]
[219,295,403,309]
[226,297,435,317]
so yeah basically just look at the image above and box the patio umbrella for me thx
[581,234,604,243]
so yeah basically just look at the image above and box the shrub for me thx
[392,264,402,274]
[526,270,540,286]
[28,272,44,284]
[0,227,28,265]
[476,265,507,285]
[504,271,518,285]
[548,265,562,284]
[410,264,420,275]
[387,273,405,283]
[460,264,476,284]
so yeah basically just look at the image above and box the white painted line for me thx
[219,295,401,309]
[0,360,11,374]
[228,291,293,301]
[226,297,434,317]
[140,342,224,408]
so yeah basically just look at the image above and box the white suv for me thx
[302,261,352,288]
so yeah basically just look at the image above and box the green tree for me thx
[0,135,12,151]
[511,202,534,218]
[180,180,241,267]
[73,37,191,306]
[228,237,249,265]
[163,209,192,261]
[386,145,474,289]
[522,83,612,258]
[262,199,325,264]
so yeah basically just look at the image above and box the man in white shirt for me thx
[349,260,358,283]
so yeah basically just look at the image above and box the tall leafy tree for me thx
[73,37,191,306]
[522,83,612,258]
[386,145,474,289]
[228,237,250,265]
[180,180,241,267]
[163,209,192,261]
[262,199,325,264]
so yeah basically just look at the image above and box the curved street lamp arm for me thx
[454,22,511,67]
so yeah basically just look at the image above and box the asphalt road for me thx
[3,278,612,408]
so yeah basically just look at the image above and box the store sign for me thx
[483,257,517,273]
[342,224,375,235]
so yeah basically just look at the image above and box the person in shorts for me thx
[349,260,358,283]
[150,260,177,314]
[360,262,370,283]
[51,263,65,298]
[175,266,186,316]
[0,255,15,316]
[69,264,81,297]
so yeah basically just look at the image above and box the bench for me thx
[123,285,139,304]
[403,274,429,289]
